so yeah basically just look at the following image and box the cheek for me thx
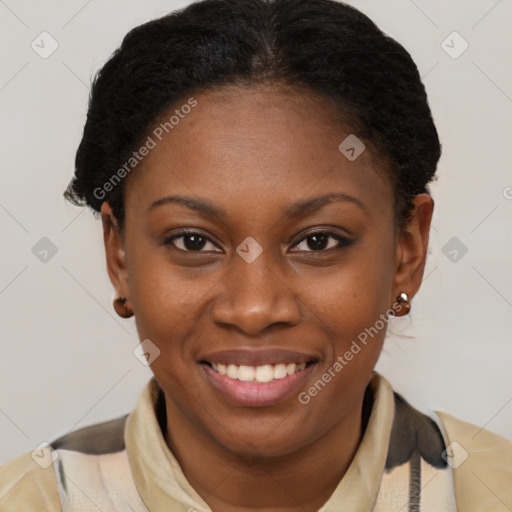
[300,244,395,336]
[126,242,218,356]
[130,274,214,347]
[128,265,215,400]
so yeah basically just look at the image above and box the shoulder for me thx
[436,410,512,512]
[436,410,512,457]
[0,443,60,511]
[379,382,511,511]
[0,414,128,511]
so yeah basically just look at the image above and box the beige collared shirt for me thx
[1,372,510,511]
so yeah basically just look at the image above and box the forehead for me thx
[123,85,393,224]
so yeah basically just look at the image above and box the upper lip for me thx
[200,348,318,366]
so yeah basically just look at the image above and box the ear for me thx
[392,193,434,303]
[101,202,130,301]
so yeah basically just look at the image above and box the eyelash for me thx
[163,229,353,254]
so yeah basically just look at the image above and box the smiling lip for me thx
[200,348,318,407]
[200,348,317,366]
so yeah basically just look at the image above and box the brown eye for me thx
[181,234,207,251]
[305,233,330,250]
[164,232,221,252]
[291,231,352,252]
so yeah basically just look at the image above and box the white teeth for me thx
[255,365,274,383]
[273,364,287,379]
[286,363,297,375]
[210,361,309,382]
[227,364,238,379]
[238,365,255,381]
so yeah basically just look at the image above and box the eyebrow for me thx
[282,193,366,219]
[148,192,365,220]
[149,195,227,219]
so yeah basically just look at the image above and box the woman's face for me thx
[103,85,431,457]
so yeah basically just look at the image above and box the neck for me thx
[162,386,373,512]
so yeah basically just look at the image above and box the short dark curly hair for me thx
[64,0,441,232]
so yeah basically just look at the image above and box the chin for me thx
[203,411,314,460]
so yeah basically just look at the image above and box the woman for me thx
[1,0,510,510]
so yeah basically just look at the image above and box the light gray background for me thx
[1,0,511,464]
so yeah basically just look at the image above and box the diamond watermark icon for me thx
[442,236,468,263]
[32,237,58,263]
[31,31,59,59]
[442,441,469,469]
[236,236,263,263]
[31,441,58,469]
[441,31,469,59]
[133,339,161,366]
[338,134,365,161]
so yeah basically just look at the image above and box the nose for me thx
[211,250,302,336]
